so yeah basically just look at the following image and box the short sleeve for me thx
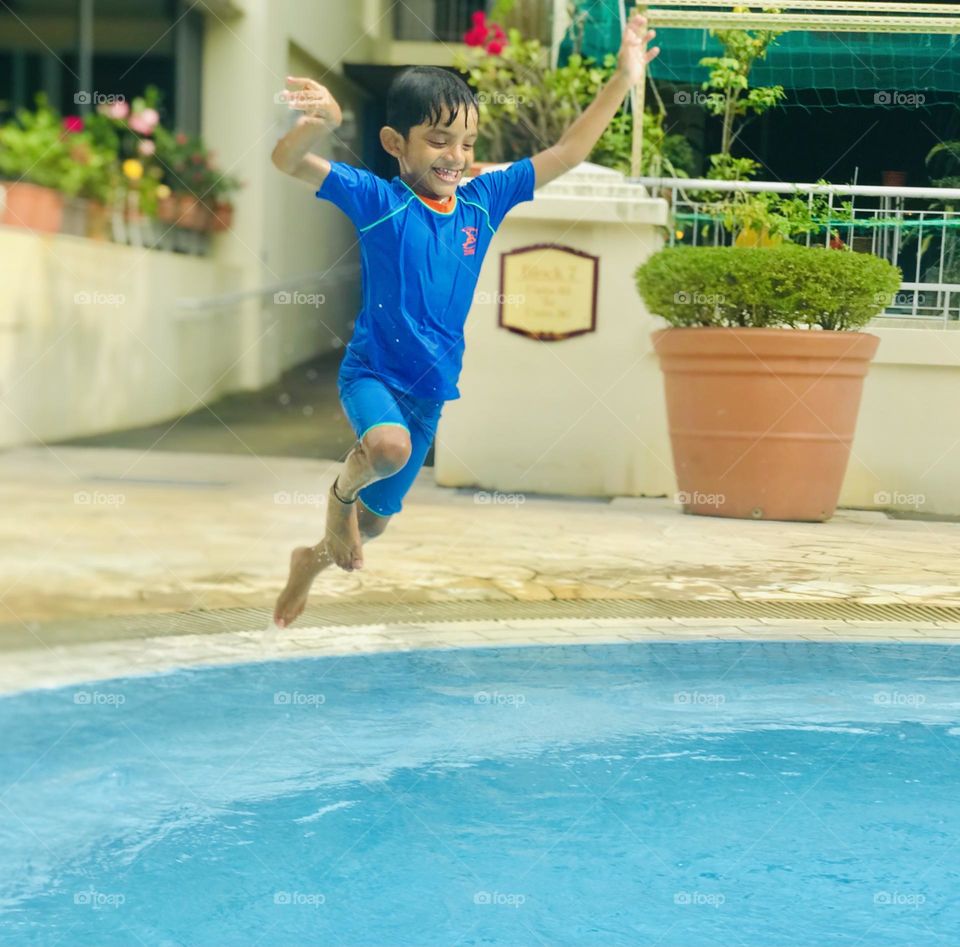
[316,161,398,231]
[460,157,535,230]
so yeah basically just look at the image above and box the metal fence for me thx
[635,177,960,326]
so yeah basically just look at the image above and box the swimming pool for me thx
[1,640,958,946]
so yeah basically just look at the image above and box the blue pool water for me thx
[2,641,960,946]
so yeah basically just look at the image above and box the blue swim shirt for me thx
[315,157,536,401]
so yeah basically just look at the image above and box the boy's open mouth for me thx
[431,167,461,183]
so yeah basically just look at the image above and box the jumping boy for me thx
[272,13,659,628]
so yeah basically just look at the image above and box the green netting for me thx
[560,0,960,107]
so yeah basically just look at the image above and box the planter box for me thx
[0,181,64,233]
[652,326,880,522]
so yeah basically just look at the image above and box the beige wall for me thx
[197,0,376,391]
[0,230,243,447]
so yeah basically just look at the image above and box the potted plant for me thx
[154,126,240,232]
[0,95,74,232]
[636,243,901,522]
[454,10,694,178]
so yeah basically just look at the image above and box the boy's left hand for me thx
[618,12,660,84]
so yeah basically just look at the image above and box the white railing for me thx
[634,176,960,325]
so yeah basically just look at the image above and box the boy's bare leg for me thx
[324,427,410,570]
[273,500,391,628]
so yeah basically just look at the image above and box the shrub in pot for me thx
[635,244,901,522]
[0,96,74,232]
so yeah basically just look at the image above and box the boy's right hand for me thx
[280,76,342,128]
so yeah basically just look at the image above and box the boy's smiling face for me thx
[381,104,480,201]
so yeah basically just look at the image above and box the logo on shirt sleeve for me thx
[461,226,478,256]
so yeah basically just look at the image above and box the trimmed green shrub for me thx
[635,244,902,331]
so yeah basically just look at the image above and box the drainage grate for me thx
[4,597,960,651]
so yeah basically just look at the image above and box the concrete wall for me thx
[0,229,244,447]
[197,1,375,391]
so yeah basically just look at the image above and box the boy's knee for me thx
[362,426,412,476]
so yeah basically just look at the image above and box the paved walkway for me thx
[3,442,960,626]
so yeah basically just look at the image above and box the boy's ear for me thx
[379,125,405,159]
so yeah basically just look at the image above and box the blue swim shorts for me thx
[338,370,445,517]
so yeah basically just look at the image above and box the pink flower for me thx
[99,99,129,120]
[464,27,486,46]
[62,116,84,133]
[486,39,504,54]
[128,107,159,135]
[471,10,486,26]
[138,139,156,156]
[175,132,188,146]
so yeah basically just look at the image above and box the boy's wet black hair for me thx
[385,65,479,138]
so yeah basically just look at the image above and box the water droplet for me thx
[278,393,291,406]
[302,405,314,416]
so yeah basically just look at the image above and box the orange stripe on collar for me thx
[417,193,457,213]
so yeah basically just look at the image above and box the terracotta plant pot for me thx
[652,326,880,522]
[176,194,212,231]
[0,181,64,233]
[209,201,233,232]
[156,195,178,224]
[156,193,212,231]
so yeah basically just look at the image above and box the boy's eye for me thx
[428,140,446,147]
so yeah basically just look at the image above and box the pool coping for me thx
[3,616,960,696]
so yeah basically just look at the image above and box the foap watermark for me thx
[274,291,325,307]
[874,291,915,309]
[674,290,725,306]
[477,91,527,106]
[873,691,926,708]
[874,891,926,908]
[475,490,525,507]
[273,891,325,907]
[273,490,325,509]
[74,889,125,908]
[73,690,126,707]
[674,690,726,708]
[673,90,712,106]
[74,291,126,307]
[675,491,725,509]
[873,490,925,509]
[476,290,526,306]
[73,91,125,106]
[874,91,926,108]
[274,690,325,707]
[474,891,526,908]
[74,490,126,508]
[674,891,726,908]
[474,690,526,708]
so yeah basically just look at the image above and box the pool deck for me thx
[3,443,960,693]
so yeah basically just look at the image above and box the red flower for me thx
[463,14,508,54]
[62,115,84,133]
[175,132,188,146]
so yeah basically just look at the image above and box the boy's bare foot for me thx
[325,480,364,572]
[273,544,328,628]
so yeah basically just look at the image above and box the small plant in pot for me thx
[635,243,901,522]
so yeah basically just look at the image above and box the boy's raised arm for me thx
[529,13,659,190]
[271,76,342,188]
